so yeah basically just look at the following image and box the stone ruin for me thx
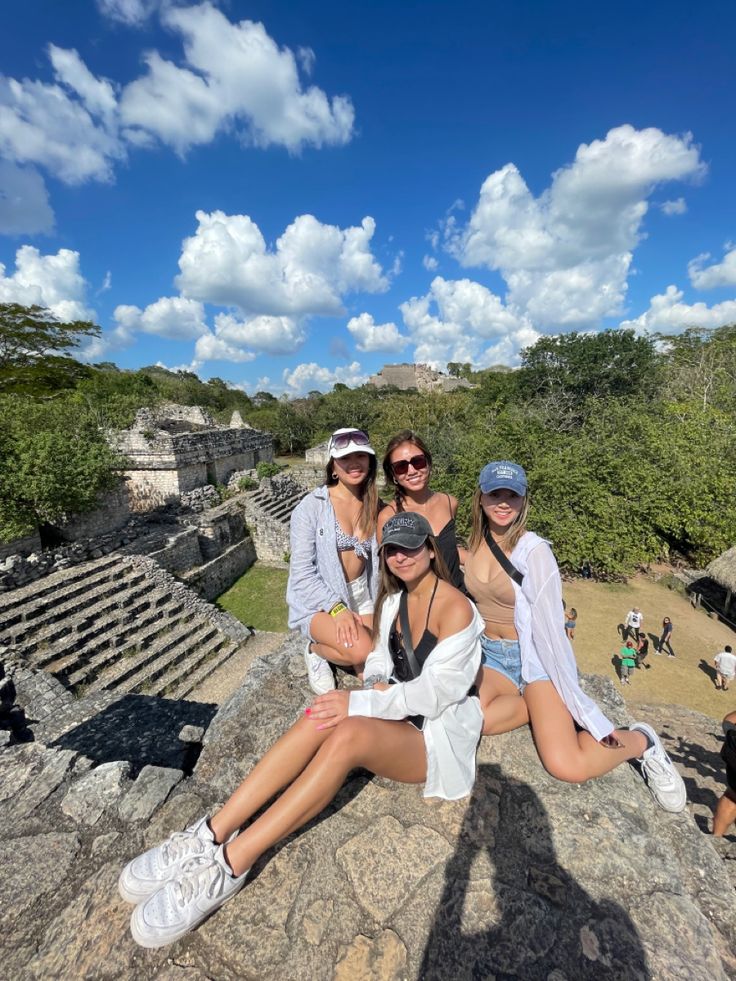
[368,362,474,393]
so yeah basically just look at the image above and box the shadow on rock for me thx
[419,763,650,980]
[50,694,217,776]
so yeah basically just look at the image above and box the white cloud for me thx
[688,246,736,290]
[0,161,54,234]
[619,285,736,335]
[119,3,354,154]
[282,360,367,395]
[400,276,537,367]
[660,197,687,216]
[0,245,94,321]
[96,0,159,25]
[176,210,388,317]
[113,296,208,340]
[423,255,438,271]
[346,312,409,353]
[449,125,705,329]
[213,312,305,354]
[0,49,123,185]
[193,332,257,365]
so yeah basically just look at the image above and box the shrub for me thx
[256,461,281,479]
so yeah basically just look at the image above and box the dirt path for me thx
[185,630,287,704]
[564,574,736,721]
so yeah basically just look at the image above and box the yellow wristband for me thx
[329,602,348,617]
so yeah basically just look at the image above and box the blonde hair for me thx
[467,486,530,553]
[372,536,450,641]
[324,453,380,538]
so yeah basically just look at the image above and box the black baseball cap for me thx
[380,512,433,550]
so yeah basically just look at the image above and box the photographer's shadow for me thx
[419,763,650,980]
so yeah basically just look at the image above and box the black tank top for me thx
[389,578,439,683]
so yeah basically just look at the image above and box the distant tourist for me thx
[286,428,382,694]
[465,460,685,811]
[119,512,484,948]
[379,430,466,591]
[714,645,736,691]
[619,641,637,685]
[564,607,577,641]
[713,711,736,837]
[623,607,643,643]
[658,616,675,657]
[636,632,650,669]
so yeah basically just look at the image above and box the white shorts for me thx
[345,570,374,616]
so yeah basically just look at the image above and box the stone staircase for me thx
[243,482,307,561]
[247,486,307,525]
[0,554,248,700]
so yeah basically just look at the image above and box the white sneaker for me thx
[630,722,687,813]
[304,641,336,695]
[130,845,249,948]
[118,816,233,904]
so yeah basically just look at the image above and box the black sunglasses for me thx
[392,453,429,477]
[330,430,370,451]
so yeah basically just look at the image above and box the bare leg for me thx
[309,612,373,669]
[713,789,736,836]
[224,718,426,875]
[476,665,529,736]
[210,716,331,842]
[524,680,648,783]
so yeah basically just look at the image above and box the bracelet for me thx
[362,674,388,689]
[329,602,348,617]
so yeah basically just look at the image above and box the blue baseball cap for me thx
[478,461,528,496]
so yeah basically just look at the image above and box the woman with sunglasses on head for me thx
[286,428,382,694]
[379,430,466,591]
[121,512,484,948]
[468,460,686,813]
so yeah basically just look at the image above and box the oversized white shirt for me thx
[510,532,614,743]
[348,591,484,800]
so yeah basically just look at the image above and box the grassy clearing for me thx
[216,563,289,632]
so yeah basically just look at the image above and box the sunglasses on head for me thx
[391,453,428,477]
[331,430,370,451]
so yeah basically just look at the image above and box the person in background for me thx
[378,430,466,592]
[623,607,643,643]
[620,640,637,685]
[658,616,675,657]
[564,607,577,641]
[714,645,736,691]
[465,460,685,813]
[286,428,382,694]
[636,631,650,669]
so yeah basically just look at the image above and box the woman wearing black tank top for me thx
[121,512,483,949]
[378,430,466,591]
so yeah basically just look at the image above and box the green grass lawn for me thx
[216,563,289,632]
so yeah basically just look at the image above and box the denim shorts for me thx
[480,635,550,691]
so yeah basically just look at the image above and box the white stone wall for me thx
[125,470,181,511]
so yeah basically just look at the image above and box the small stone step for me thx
[148,636,238,698]
[87,620,218,694]
[61,603,191,689]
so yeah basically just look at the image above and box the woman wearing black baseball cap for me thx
[466,460,686,813]
[122,511,484,948]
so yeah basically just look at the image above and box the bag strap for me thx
[484,528,524,586]
[398,591,423,680]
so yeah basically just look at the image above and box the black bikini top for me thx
[388,578,439,683]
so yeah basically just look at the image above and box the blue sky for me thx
[1,0,735,395]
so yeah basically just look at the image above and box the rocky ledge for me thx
[1,635,734,980]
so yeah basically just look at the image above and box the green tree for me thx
[0,303,100,395]
[0,394,124,542]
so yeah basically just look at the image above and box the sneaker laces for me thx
[173,855,229,908]
[161,830,206,867]
[642,753,674,783]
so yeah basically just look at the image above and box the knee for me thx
[539,749,588,784]
[320,717,370,765]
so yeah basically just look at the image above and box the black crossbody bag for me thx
[484,528,524,586]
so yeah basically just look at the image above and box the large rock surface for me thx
[0,634,734,980]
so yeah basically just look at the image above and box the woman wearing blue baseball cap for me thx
[465,460,686,813]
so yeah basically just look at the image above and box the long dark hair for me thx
[324,453,380,538]
[382,430,433,512]
[372,534,450,641]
